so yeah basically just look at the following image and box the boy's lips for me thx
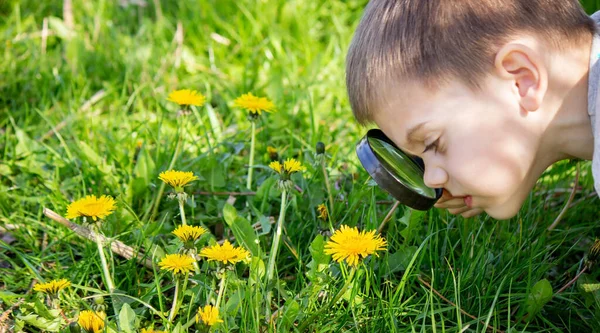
[464,195,473,208]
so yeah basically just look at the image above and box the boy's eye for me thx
[422,138,439,154]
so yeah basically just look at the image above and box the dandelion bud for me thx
[267,146,279,161]
[317,203,328,221]
[68,322,82,333]
[587,239,600,268]
[176,191,188,204]
[316,141,325,155]
[277,179,294,192]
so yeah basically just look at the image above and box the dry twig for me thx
[43,208,154,269]
[377,201,400,234]
[0,298,24,333]
[547,162,581,231]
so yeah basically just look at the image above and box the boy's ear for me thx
[494,42,548,112]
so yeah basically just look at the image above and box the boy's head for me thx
[347,0,595,219]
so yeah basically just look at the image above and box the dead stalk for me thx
[43,208,154,269]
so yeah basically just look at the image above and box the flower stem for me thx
[297,267,356,332]
[178,197,187,226]
[147,118,185,222]
[215,271,227,310]
[265,189,288,317]
[246,121,256,190]
[321,159,335,228]
[95,232,115,292]
[168,277,181,323]
[266,190,287,284]
[177,196,200,274]
[192,259,200,275]
[50,297,61,310]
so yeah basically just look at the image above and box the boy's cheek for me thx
[483,200,523,220]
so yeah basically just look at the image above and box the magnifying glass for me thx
[356,129,443,210]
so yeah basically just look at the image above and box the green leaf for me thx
[222,204,260,256]
[386,245,418,275]
[399,209,425,244]
[206,157,226,189]
[0,291,22,301]
[254,177,278,206]
[306,235,331,282]
[13,126,42,157]
[33,298,55,320]
[225,290,243,314]
[577,274,600,308]
[223,203,238,225]
[257,214,272,234]
[118,303,136,333]
[309,235,330,264]
[171,322,183,333]
[582,282,600,293]
[280,299,300,331]
[249,257,265,286]
[132,146,156,195]
[524,279,553,320]
[15,313,63,332]
[0,163,11,176]
[78,141,103,166]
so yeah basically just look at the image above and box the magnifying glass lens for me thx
[356,129,442,210]
[367,137,437,198]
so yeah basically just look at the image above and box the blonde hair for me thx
[346,0,595,125]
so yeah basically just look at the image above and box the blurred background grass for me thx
[1,0,600,331]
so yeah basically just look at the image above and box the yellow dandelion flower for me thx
[233,92,275,115]
[66,195,116,222]
[33,279,71,295]
[269,161,283,174]
[167,89,206,107]
[195,305,223,326]
[283,158,304,174]
[78,310,105,333]
[317,204,328,221]
[158,170,198,192]
[324,225,386,267]
[159,254,196,275]
[199,240,250,265]
[172,225,207,243]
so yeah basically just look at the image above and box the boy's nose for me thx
[423,165,448,189]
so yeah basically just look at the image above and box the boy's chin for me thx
[483,203,522,220]
[480,189,531,220]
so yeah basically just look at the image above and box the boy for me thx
[346,0,599,220]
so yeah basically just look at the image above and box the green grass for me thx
[1,0,600,332]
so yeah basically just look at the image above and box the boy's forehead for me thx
[374,82,434,122]
[372,99,431,153]
[374,77,477,119]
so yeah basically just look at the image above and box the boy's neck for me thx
[539,36,594,165]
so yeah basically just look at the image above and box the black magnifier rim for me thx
[356,129,443,210]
